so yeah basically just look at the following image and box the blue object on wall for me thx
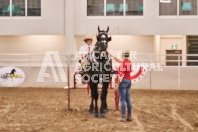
[119,3,129,12]
[182,2,192,11]
[14,7,21,13]
[138,4,143,12]
[106,4,115,12]
[2,5,14,14]
[2,6,9,13]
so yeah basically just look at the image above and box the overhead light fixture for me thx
[160,0,171,3]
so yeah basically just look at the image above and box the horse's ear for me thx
[106,26,109,33]
[108,36,112,42]
[98,26,101,32]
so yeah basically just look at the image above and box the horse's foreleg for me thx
[93,87,99,117]
[100,82,109,115]
[94,87,99,113]
[90,75,99,117]
[104,86,109,112]
[89,98,94,114]
[89,90,94,114]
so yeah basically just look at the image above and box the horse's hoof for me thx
[104,109,109,113]
[99,113,106,118]
[93,113,99,118]
[88,110,93,114]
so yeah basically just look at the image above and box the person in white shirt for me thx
[79,36,94,59]
[79,36,94,69]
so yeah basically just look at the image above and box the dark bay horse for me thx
[83,26,112,118]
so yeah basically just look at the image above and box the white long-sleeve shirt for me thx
[79,44,94,58]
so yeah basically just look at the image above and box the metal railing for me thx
[0,53,198,89]
[0,53,198,66]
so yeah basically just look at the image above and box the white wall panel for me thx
[180,67,198,90]
[0,0,65,35]
[75,35,154,54]
[151,67,179,89]
[0,35,65,54]
[74,0,198,35]
[1,0,198,35]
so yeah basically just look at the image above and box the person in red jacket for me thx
[112,50,132,122]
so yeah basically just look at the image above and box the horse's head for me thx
[95,26,112,53]
[97,26,112,42]
[11,69,16,74]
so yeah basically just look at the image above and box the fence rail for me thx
[0,53,198,65]
[0,53,198,90]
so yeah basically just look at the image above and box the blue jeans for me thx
[119,79,132,116]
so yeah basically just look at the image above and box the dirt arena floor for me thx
[0,88,198,132]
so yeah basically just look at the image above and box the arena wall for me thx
[1,64,198,90]
[76,35,155,54]
[0,35,197,90]
[0,35,65,54]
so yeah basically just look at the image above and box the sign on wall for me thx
[131,65,147,84]
[172,45,177,50]
[0,67,25,87]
